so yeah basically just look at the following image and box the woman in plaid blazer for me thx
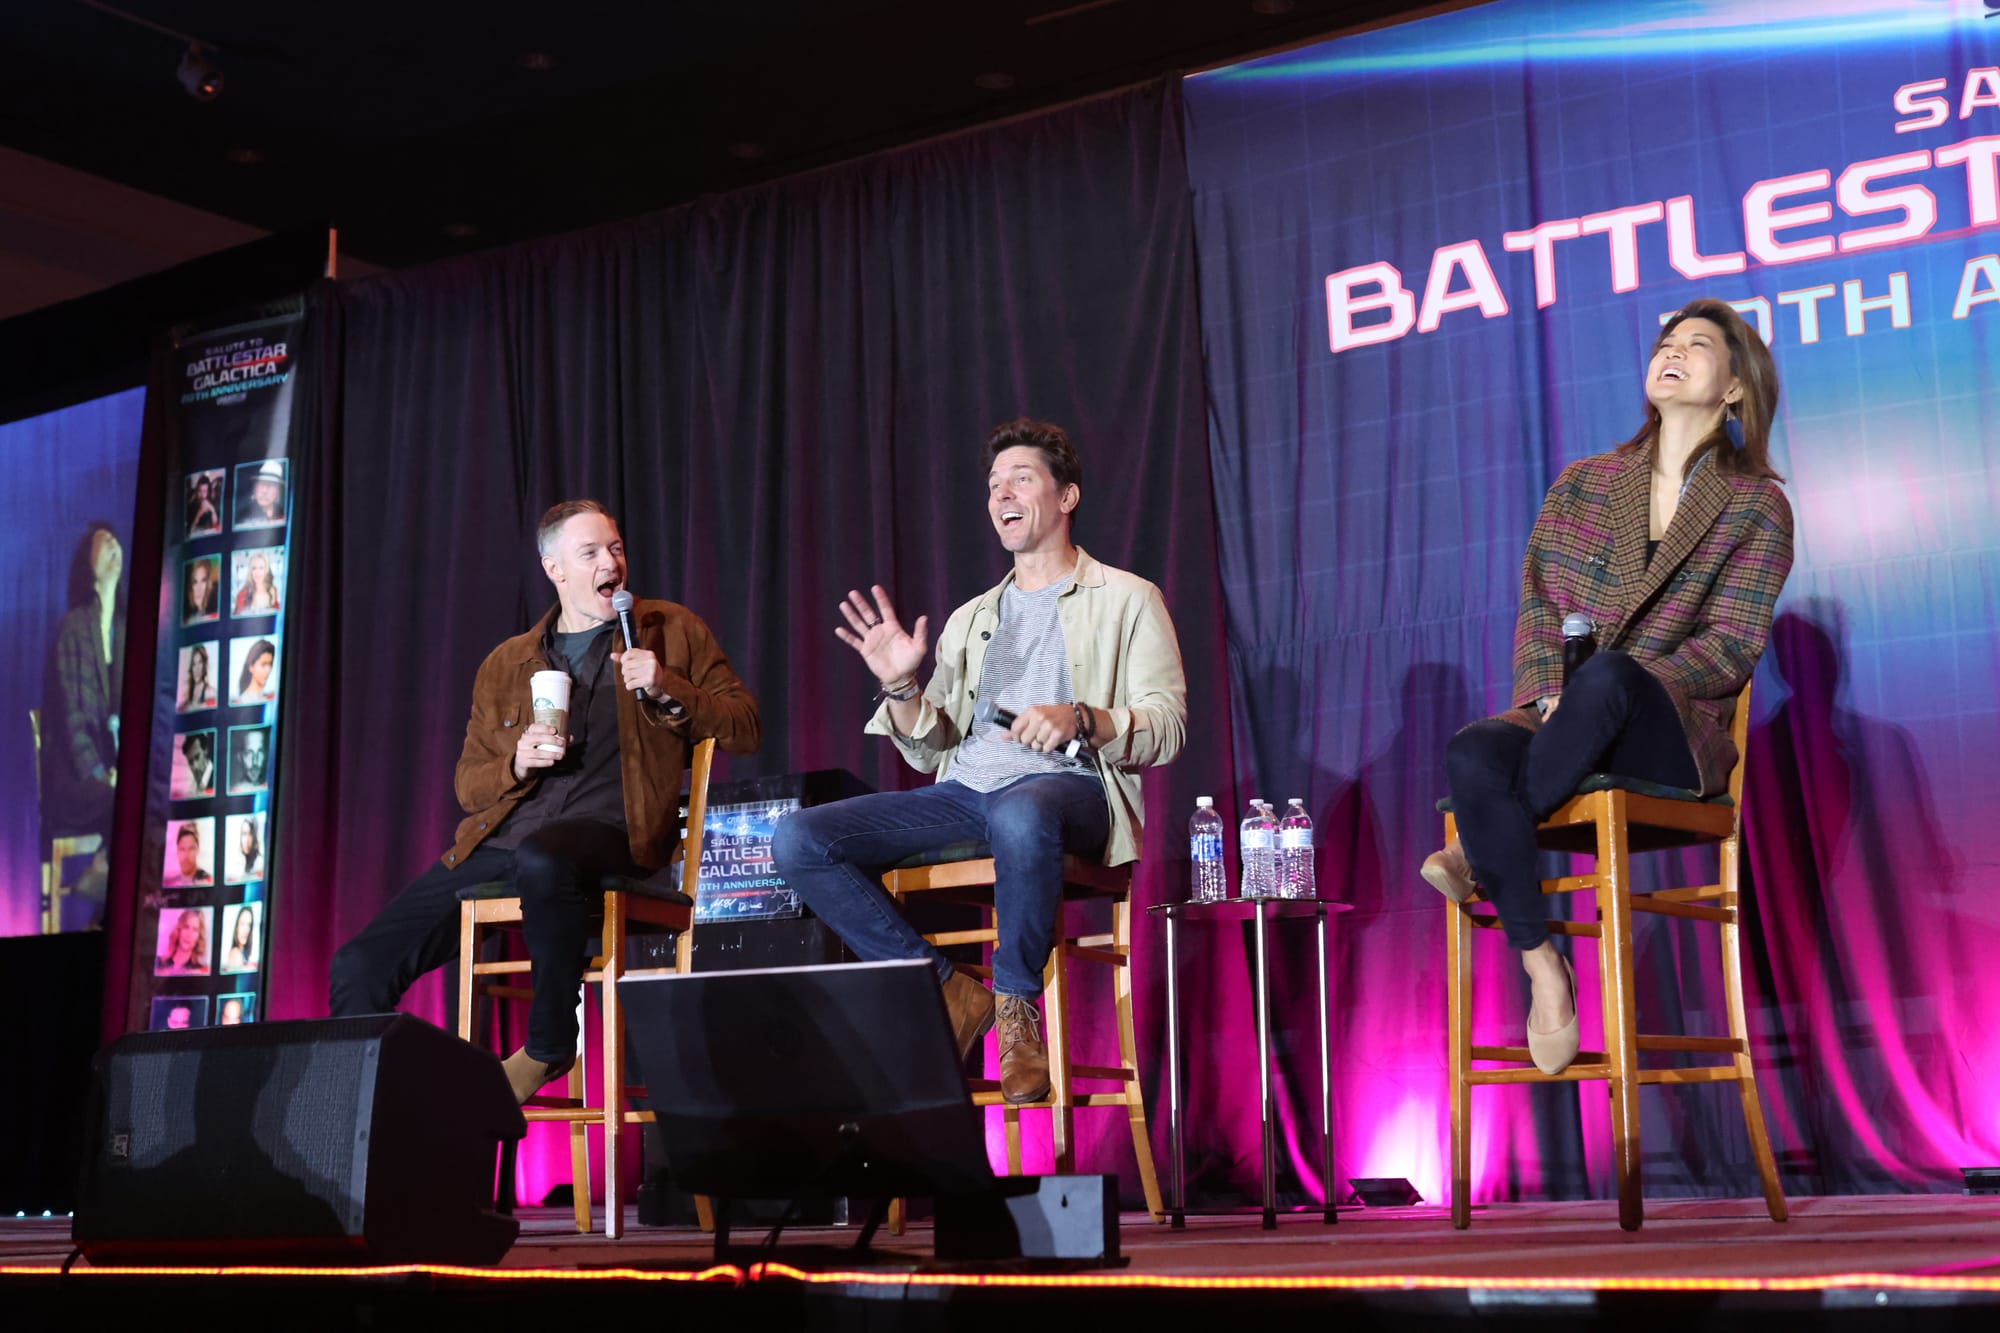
[1422,299,1794,1074]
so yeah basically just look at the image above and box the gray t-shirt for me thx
[947,577,1096,793]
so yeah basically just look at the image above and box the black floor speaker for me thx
[75,1014,525,1266]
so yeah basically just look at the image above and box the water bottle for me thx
[1189,797,1227,903]
[1240,798,1278,899]
[1277,797,1316,900]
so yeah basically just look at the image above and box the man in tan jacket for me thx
[772,419,1186,1105]
[330,500,759,1102]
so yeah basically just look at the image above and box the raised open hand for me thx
[834,585,929,688]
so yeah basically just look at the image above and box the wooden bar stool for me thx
[880,847,1165,1222]
[1443,682,1787,1231]
[457,737,716,1239]
[29,709,104,934]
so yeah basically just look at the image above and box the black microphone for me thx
[1561,612,1597,687]
[973,696,1090,760]
[611,590,645,701]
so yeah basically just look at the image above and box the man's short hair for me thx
[176,826,198,846]
[984,419,1082,508]
[536,499,615,556]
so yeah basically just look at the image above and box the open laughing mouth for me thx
[999,509,1025,530]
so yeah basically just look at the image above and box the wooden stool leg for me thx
[1446,810,1473,1229]
[1595,795,1644,1232]
[457,904,479,1043]
[1112,895,1164,1221]
[887,1198,906,1236]
[566,1055,591,1234]
[695,1195,716,1233]
[1041,933,1073,1173]
[601,894,627,1240]
[1004,1107,1024,1175]
[1722,882,1788,1222]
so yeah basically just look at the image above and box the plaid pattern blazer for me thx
[1506,445,1794,796]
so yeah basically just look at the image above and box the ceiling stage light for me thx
[177,43,223,101]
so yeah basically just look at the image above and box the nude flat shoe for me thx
[1420,840,1479,903]
[1527,958,1580,1076]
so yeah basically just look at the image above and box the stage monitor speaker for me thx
[618,959,992,1203]
[75,1014,525,1266]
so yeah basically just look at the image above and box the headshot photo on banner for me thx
[126,310,303,1034]
[1182,0,1999,1206]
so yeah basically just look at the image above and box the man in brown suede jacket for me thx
[330,500,759,1102]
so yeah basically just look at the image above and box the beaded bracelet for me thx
[878,677,921,703]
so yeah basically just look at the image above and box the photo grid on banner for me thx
[127,311,302,1034]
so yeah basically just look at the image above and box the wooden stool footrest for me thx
[1636,1066,1744,1085]
[1634,1034,1745,1054]
[1068,1063,1136,1082]
[1469,1063,1615,1084]
[1472,1044,1610,1064]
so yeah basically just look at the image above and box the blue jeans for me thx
[771,774,1111,998]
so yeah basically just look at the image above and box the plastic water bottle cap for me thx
[1288,796,1303,805]
[1195,796,1213,807]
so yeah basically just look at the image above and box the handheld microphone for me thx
[973,696,1090,760]
[1561,612,1597,686]
[611,590,645,701]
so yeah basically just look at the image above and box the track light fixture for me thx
[177,42,223,101]
[72,3,225,101]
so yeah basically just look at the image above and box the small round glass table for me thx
[1147,896,1354,1229]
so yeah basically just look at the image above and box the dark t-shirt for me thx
[485,620,625,849]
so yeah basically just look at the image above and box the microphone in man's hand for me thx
[611,590,645,701]
[1561,612,1597,687]
[973,696,1089,760]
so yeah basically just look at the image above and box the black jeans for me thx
[328,818,637,1062]
[1443,651,1699,950]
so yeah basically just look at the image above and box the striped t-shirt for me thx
[947,577,1096,792]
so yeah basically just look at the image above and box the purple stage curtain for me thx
[271,78,1230,1204]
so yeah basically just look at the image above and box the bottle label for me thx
[1278,830,1312,850]
[1190,832,1222,862]
[1241,829,1274,850]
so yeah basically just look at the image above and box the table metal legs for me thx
[1160,901,1337,1230]
[1318,906,1335,1224]
[1255,899,1276,1230]
[1166,908,1185,1228]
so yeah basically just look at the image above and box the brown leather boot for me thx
[502,1047,577,1105]
[941,968,997,1067]
[995,994,1051,1105]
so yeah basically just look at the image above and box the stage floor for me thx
[6,1194,1999,1328]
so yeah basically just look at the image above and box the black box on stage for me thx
[936,1175,1122,1263]
[74,1014,524,1266]
[640,768,870,1225]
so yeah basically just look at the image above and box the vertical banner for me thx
[125,309,304,1034]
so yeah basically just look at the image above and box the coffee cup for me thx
[530,670,570,751]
